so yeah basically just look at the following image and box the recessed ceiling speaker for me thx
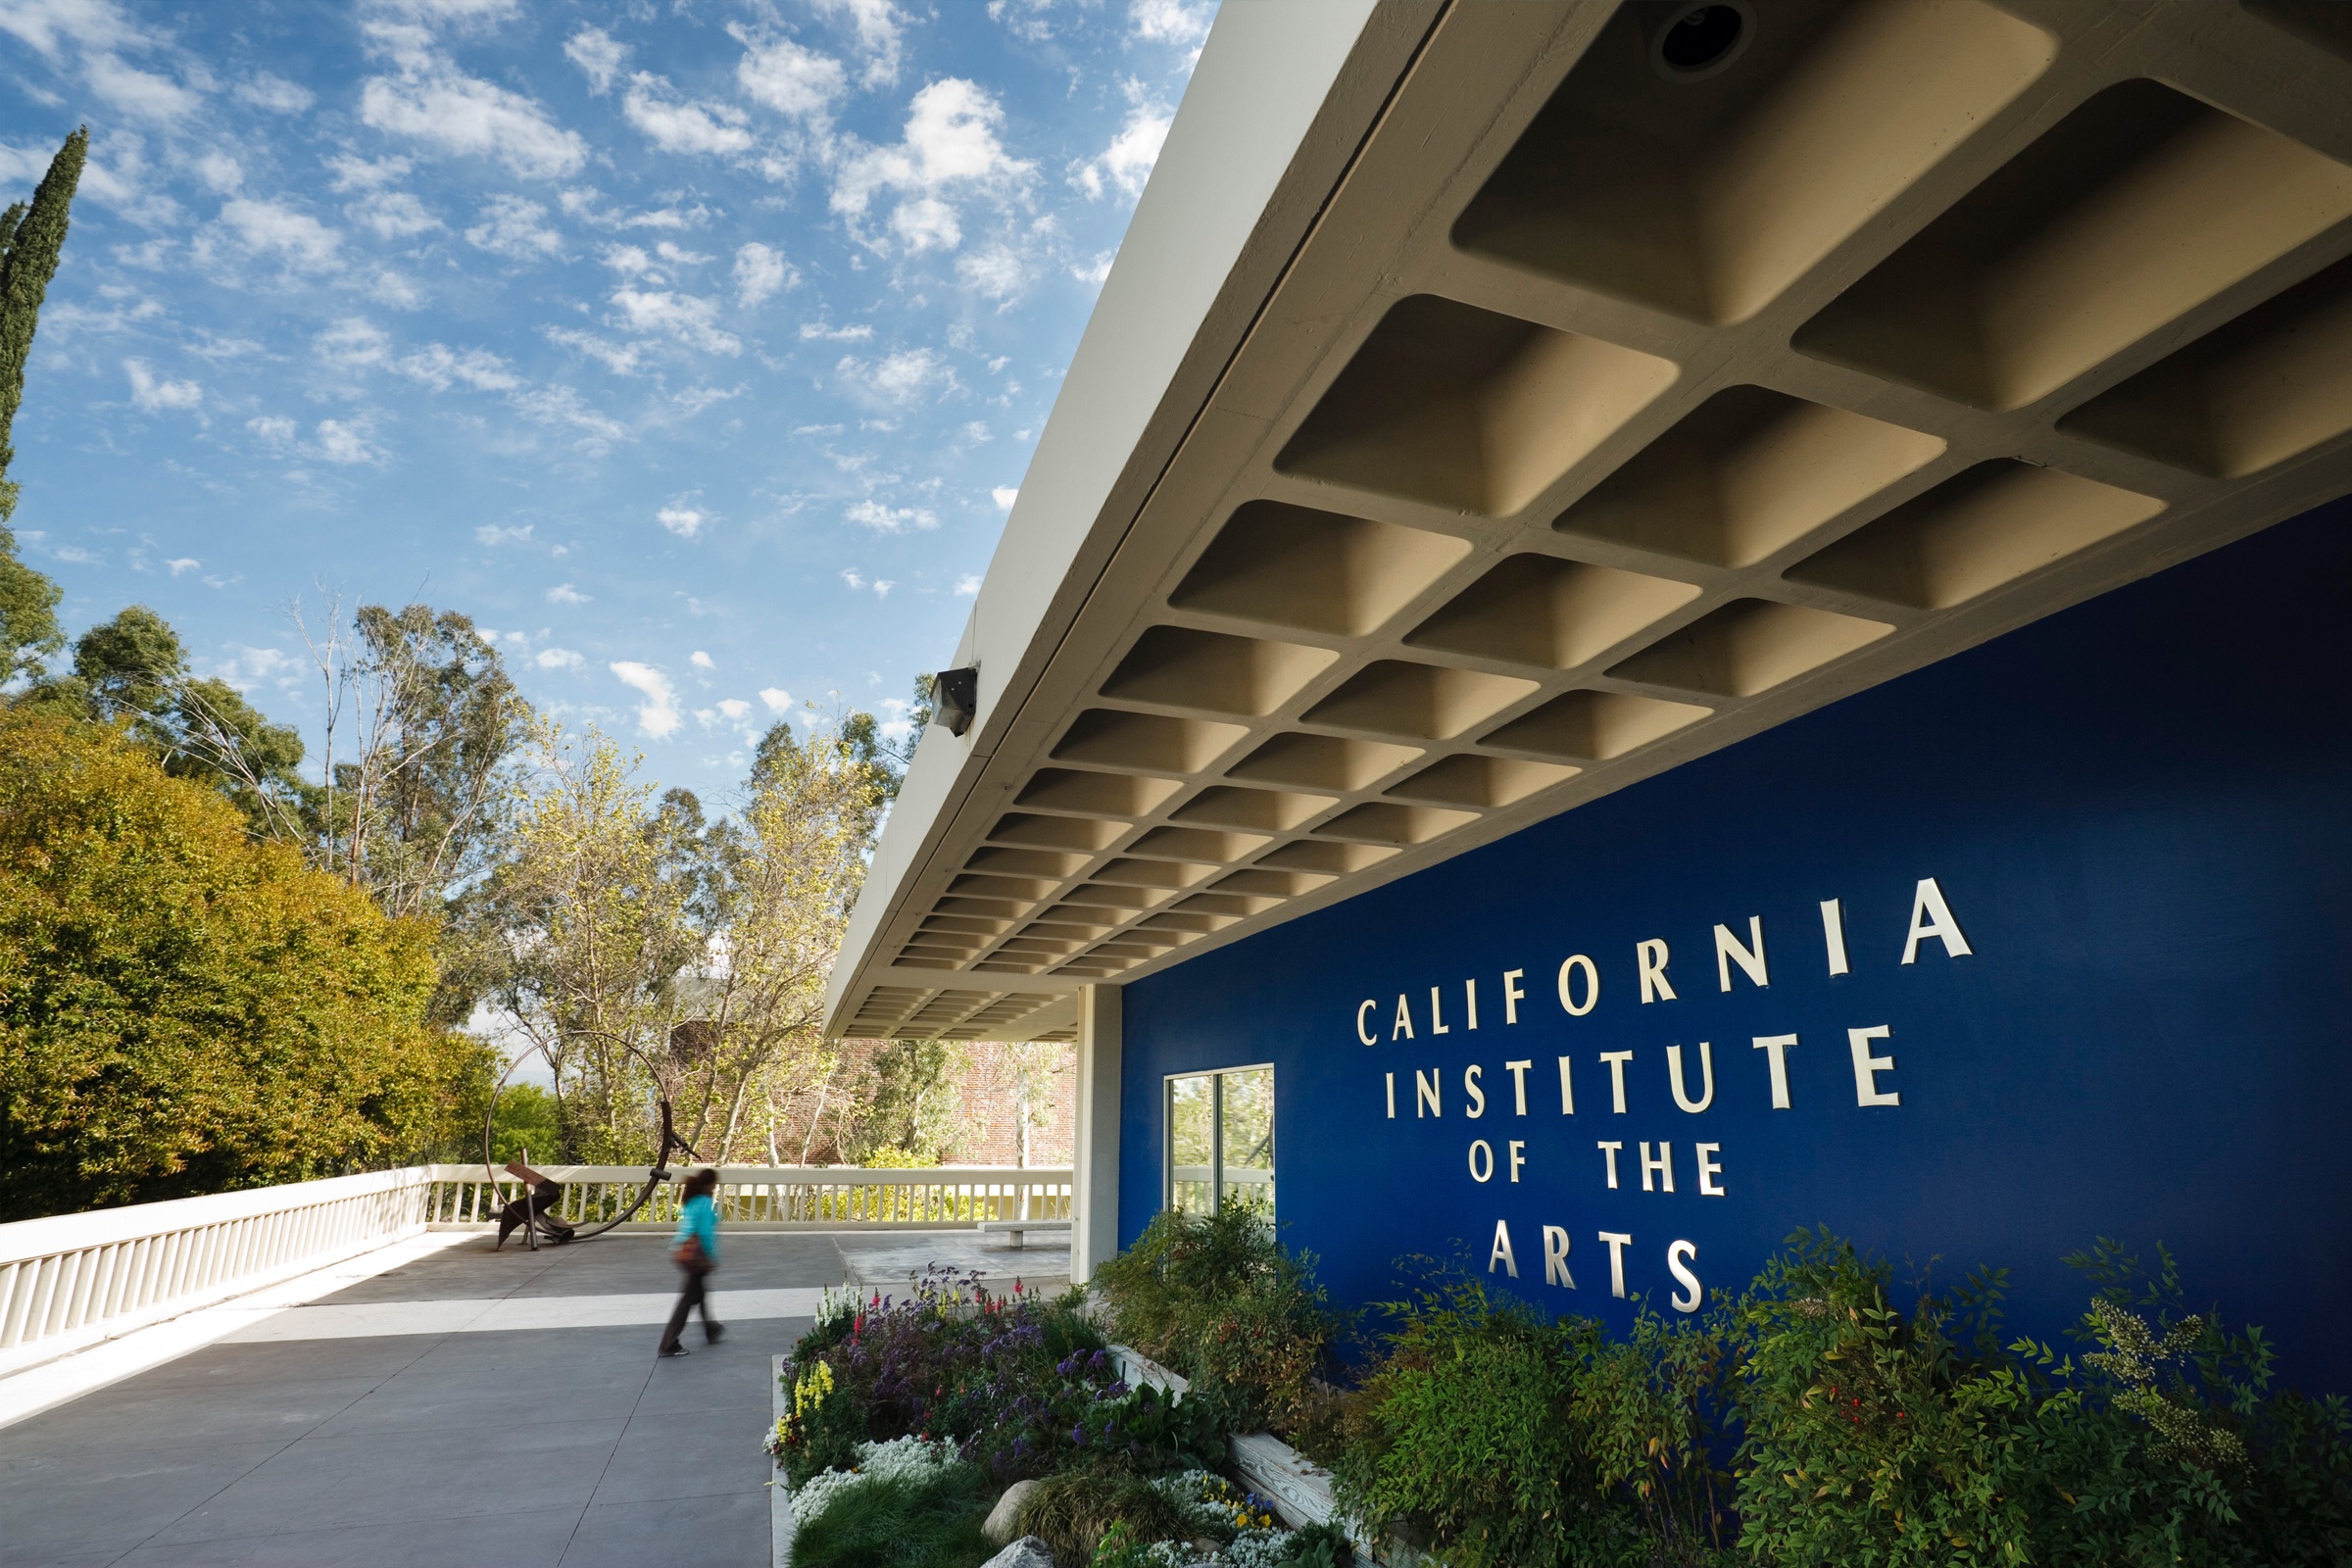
[1643,0,1756,82]
[930,666,979,737]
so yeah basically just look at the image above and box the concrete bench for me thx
[976,1219,1070,1249]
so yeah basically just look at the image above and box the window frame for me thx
[1162,1062,1275,1217]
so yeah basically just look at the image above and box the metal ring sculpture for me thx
[481,1039,704,1250]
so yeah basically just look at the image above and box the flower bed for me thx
[770,1270,1352,1568]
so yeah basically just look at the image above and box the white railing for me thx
[0,1166,437,1373]
[0,1163,1074,1374]
[1168,1163,1274,1215]
[418,1164,1073,1231]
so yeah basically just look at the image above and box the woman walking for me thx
[659,1167,724,1356]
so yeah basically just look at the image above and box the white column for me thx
[1070,983,1123,1284]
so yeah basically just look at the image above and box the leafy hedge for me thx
[1330,1230,2352,1567]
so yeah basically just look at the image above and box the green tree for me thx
[0,523,60,683]
[0,706,482,1218]
[0,126,86,522]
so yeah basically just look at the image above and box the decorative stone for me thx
[982,1480,1040,1545]
[978,1535,1054,1568]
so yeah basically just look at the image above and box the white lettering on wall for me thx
[1393,994,1415,1040]
[1502,968,1526,1024]
[1848,1024,1900,1106]
[1463,1063,1487,1119]
[1667,1240,1701,1313]
[1416,1069,1441,1118]
[1465,977,1480,1031]
[1543,1225,1575,1288]
[1503,1059,1532,1115]
[1600,1051,1635,1113]
[1695,1142,1726,1196]
[1753,1034,1797,1109]
[1357,999,1380,1046]
[1638,939,1676,1003]
[1901,877,1974,964]
[1641,1141,1675,1193]
[1667,1042,1715,1112]
[1508,1139,1527,1182]
[1599,1231,1634,1298]
[1597,1140,1624,1189]
[1490,1218,1519,1277]
[1556,1055,1576,1115]
[1430,986,1450,1036]
[1820,899,1850,976]
[1714,916,1769,991]
[1558,954,1600,1015]
[1468,1139,1494,1182]
[1385,1071,1396,1119]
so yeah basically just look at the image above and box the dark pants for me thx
[659,1264,718,1350]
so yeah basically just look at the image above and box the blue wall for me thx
[1118,498,2352,1392]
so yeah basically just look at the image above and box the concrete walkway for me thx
[0,1230,1069,1568]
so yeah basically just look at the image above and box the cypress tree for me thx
[0,125,88,522]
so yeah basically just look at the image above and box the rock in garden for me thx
[982,1479,1038,1545]
[978,1536,1054,1568]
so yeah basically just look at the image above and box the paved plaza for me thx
[0,1230,1068,1568]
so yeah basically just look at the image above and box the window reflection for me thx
[1163,1065,1274,1220]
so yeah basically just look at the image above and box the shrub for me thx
[1090,1204,1348,1437]
[787,1438,996,1568]
[1019,1464,1198,1566]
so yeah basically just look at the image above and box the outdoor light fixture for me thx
[930,666,979,737]
[1643,0,1754,82]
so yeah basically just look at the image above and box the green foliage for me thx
[1321,1231,2352,1568]
[0,523,60,682]
[0,125,85,521]
[1090,1204,1348,1438]
[476,1082,559,1166]
[847,1036,964,1164]
[788,1460,996,1568]
[1021,1463,1197,1566]
[0,708,483,1217]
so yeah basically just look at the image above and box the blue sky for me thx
[0,0,1208,803]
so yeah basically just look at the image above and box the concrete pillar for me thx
[1070,983,1123,1284]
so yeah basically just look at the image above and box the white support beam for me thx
[1070,984,1123,1284]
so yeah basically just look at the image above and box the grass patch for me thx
[791,1461,997,1568]
[1015,1464,1197,1566]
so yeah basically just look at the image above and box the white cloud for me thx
[658,504,705,538]
[840,568,894,597]
[326,153,413,192]
[801,321,871,342]
[602,243,655,277]
[813,0,906,86]
[0,0,152,60]
[544,325,645,376]
[476,522,534,545]
[831,78,1033,253]
[124,359,201,412]
[846,500,938,533]
[247,414,297,447]
[86,55,202,122]
[535,646,583,669]
[395,341,519,392]
[623,73,755,157]
[167,557,201,575]
[215,197,342,270]
[350,189,439,238]
[838,346,956,406]
[361,31,588,179]
[1131,0,1213,48]
[194,152,242,194]
[316,317,392,367]
[759,686,793,712]
[610,287,740,355]
[956,242,1029,300]
[564,25,626,93]
[512,385,629,450]
[611,661,681,737]
[1071,98,1171,202]
[466,194,563,260]
[236,72,314,113]
[734,241,794,307]
[955,572,982,596]
[690,649,715,669]
[315,418,385,465]
[992,485,1018,510]
[715,697,750,720]
[546,582,592,605]
[733,28,846,121]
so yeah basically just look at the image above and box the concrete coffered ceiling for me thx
[824,0,2352,1043]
